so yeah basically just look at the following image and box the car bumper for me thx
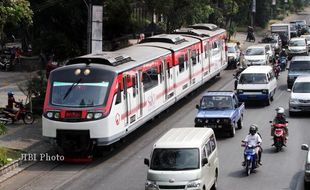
[237,94,269,101]
[288,52,308,58]
[289,103,310,112]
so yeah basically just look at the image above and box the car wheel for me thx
[229,124,236,137]
[305,181,310,189]
[265,98,271,106]
[237,116,243,129]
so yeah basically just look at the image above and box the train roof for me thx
[138,34,200,51]
[189,23,226,37]
[66,45,171,73]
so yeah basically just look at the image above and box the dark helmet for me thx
[7,91,14,97]
[249,124,258,135]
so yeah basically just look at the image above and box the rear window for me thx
[289,40,306,46]
[245,48,264,55]
[290,61,310,71]
[239,73,267,84]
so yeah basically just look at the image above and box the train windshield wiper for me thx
[63,78,82,100]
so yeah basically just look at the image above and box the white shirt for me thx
[244,133,262,146]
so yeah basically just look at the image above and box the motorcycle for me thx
[279,56,287,71]
[0,102,35,124]
[270,121,288,152]
[242,142,258,176]
[0,55,11,71]
[246,32,255,42]
[273,63,281,79]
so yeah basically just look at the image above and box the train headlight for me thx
[94,112,103,119]
[46,112,53,118]
[86,113,94,119]
[54,112,60,119]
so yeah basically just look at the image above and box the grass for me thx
[0,123,7,135]
[0,147,23,167]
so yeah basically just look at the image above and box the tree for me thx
[0,0,33,43]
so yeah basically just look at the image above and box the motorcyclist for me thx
[246,26,255,42]
[242,124,262,166]
[5,91,19,121]
[279,48,288,58]
[272,107,288,140]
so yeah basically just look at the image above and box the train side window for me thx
[132,76,136,97]
[191,50,197,65]
[115,85,122,105]
[204,44,208,58]
[179,55,185,73]
[142,67,159,91]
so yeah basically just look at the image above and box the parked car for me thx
[242,45,269,66]
[227,42,240,69]
[194,91,245,137]
[287,56,310,89]
[288,37,308,59]
[261,34,282,53]
[288,75,310,116]
[300,34,310,50]
[258,43,274,62]
[301,144,310,188]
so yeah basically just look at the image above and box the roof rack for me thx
[189,23,219,31]
[139,34,187,44]
[67,52,133,67]
[173,28,209,37]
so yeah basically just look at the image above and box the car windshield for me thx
[262,37,277,43]
[150,148,199,171]
[51,81,110,107]
[293,82,310,93]
[200,96,233,109]
[290,61,310,71]
[289,40,306,46]
[245,48,264,55]
[239,73,267,84]
[228,46,236,53]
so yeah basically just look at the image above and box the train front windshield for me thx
[49,66,116,108]
[51,81,109,107]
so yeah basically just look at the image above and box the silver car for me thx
[288,75,310,116]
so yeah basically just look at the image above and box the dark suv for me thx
[287,56,310,89]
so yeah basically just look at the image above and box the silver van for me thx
[144,128,219,190]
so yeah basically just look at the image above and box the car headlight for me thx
[262,89,268,94]
[186,180,201,188]
[145,181,159,190]
[205,119,209,123]
[94,112,103,119]
[289,98,299,104]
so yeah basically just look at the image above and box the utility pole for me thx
[83,0,92,54]
[251,0,256,28]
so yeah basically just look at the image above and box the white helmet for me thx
[276,107,285,114]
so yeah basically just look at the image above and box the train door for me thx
[123,73,142,125]
[162,58,174,100]
[175,51,190,96]
[187,49,193,85]
[202,41,210,81]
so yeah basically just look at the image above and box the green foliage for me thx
[0,123,7,135]
[0,148,8,166]
[0,147,22,167]
[0,0,33,41]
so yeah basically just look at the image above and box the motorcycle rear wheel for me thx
[246,160,252,176]
[23,112,35,124]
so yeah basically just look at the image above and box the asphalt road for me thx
[1,9,310,190]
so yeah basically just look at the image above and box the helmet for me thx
[276,107,285,116]
[7,91,14,97]
[282,48,285,52]
[249,124,257,135]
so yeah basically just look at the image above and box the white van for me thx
[236,65,277,106]
[144,128,219,190]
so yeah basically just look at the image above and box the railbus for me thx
[42,23,227,156]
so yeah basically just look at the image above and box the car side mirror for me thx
[286,121,289,123]
[269,120,272,123]
[301,144,309,151]
[144,158,150,166]
[196,105,200,109]
[202,158,208,166]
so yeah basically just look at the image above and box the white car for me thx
[243,45,269,66]
[258,43,274,62]
[288,75,310,116]
[301,144,310,188]
[288,37,308,59]
[300,34,310,51]
[227,42,240,69]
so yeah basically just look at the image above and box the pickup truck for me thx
[194,91,245,137]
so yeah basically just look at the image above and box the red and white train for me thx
[42,23,228,155]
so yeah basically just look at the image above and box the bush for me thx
[0,148,8,167]
[0,123,7,135]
